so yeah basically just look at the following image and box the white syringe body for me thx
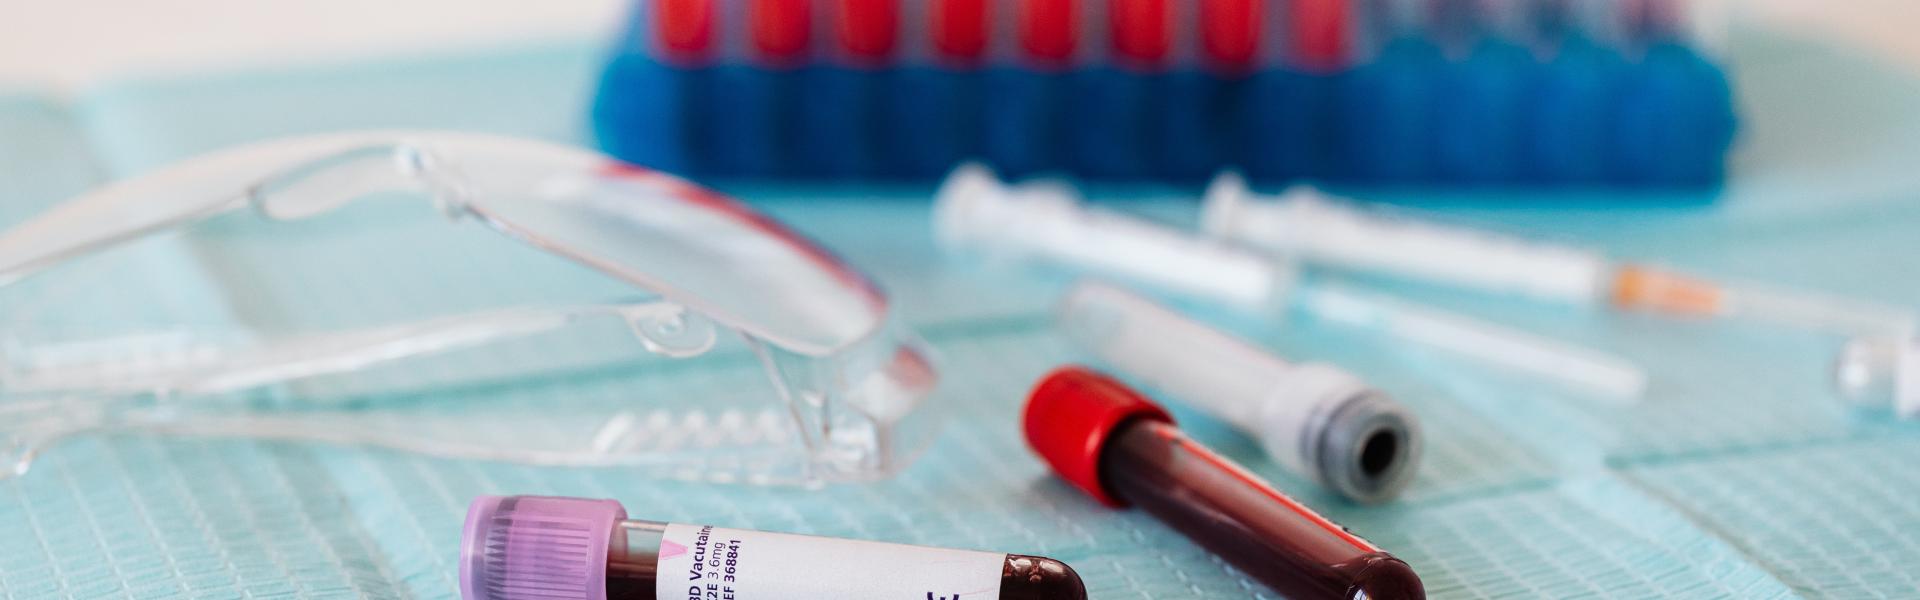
[1058,282,1374,482]
[1297,282,1649,400]
[937,164,1291,310]
[1203,174,1612,305]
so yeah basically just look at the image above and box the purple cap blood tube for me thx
[461,495,1087,600]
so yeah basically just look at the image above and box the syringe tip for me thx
[932,161,1008,249]
[1834,336,1903,403]
[1199,170,1252,238]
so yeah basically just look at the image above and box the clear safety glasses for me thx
[0,131,940,484]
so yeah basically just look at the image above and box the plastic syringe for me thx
[936,163,1649,400]
[1202,173,1917,336]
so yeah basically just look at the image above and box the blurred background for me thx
[4,0,1919,87]
[3,1,1920,599]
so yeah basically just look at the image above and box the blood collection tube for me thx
[1068,0,1148,179]
[983,0,1078,178]
[885,0,991,178]
[462,495,1087,600]
[1153,0,1222,182]
[1024,367,1426,599]
[707,0,811,177]
[1430,0,1530,183]
[1338,0,1441,183]
[1609,0,1736,187]
[1058,281,1422,503]
[1524,0,1624,183]
[796,0,898,177]
[592,0,716,174]
[1241,0,1337,183]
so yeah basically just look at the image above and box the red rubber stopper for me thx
[1111,0,1170,66]
[837,0,900,61]
[932,0,990,61]
[750,0,812,62]
[1019,0,1078,65]
[1023,366,1174,508]
[1202,0,1262,70]
[656,0,716,64]
[1290,0,1349,72]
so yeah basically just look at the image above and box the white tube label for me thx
[655,523,1005,600]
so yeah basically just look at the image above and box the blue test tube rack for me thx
[591,0,1738,189]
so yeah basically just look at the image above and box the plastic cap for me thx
[750,0,812,61]
[655,0,716,63]
[1019,0,1079,64]
[837,0,901,60]
[1289,0,1349,71]
[932,0,990,60]
[1023,366,1173,507]
[1111,0,1171,64]
[462,495,629,600]
[1201,0,1262,69]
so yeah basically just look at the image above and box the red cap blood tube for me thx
[1023,367,1427,599]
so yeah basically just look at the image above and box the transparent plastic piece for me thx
[0,131,939,484]
[1833,334,1920,419]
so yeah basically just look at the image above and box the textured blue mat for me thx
[3,27,1920,599]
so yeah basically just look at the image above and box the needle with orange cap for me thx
[1203,174,1916,337]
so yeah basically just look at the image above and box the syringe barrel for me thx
[936,164,1291,310]
[1058,282,1419,503]
[1203,177,1609,304]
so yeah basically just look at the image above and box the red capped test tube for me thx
[1024,367,1426,599]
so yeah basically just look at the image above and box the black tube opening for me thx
[1358,428,1399,480]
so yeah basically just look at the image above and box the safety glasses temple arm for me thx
[0,133,448,286]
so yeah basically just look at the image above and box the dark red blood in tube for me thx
[1291,0,1350,71]
[933,0,990,60]
[1202,0,1262,70]
[1111,0,1170,65]
[655,0,715,63]
[1019,0,1079,65]
[751,0,812,61]
[1024,367,1427,600]
[837,0,900,60]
